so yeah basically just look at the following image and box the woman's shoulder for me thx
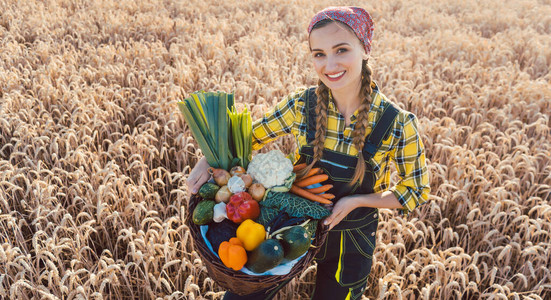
[372,88,417,126]
[284,86,316,104]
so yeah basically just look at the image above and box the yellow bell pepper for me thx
[236,219,266,251]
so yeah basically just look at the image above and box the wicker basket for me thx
[185,194,329,296]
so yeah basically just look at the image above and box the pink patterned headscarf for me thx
[308,6,374,54]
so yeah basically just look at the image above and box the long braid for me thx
[349,59,373,185]
[296,81,329,179]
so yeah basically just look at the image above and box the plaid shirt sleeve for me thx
[389,112,431,215]
[251,90,303,151]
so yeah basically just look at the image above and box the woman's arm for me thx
[388,113,430,215]
[324,112,430,229]
[323,191,401,230]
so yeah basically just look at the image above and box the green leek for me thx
[178,91,251,171]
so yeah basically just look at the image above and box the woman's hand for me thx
[323,195,361,230]
[323,191,402,230]
[186,157,211,194]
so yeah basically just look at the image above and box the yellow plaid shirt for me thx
[251,84,430,215]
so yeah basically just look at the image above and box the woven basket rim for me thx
[185,194,329,295]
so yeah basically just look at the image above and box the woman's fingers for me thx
[324,210,344,230]
[187,169,211,194]
[187,158,211,194]
[193,172,210,194]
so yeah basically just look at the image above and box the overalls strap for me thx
[361,104,399,160]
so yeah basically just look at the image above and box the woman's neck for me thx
[331,86,362,123]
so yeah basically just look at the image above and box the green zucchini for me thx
[192,200,216,225]
[246,239,284,273]
[279,225,311,261]
[198,183,220,200]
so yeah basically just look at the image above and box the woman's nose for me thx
[325,56,339,71]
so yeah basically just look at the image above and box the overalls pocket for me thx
[334,215,379,287]
[335,232,376,286]
[346,227,377,259]
[319,158,355,183]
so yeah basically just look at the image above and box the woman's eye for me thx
[337,48,348,53]
[314,53,324,57]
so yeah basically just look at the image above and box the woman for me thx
[187,6,430,300]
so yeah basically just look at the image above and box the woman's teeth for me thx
[327,71,345,78]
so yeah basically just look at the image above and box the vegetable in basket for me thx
[247,150,294,189]
[213,202,227,223]
[198,182,220,200]
[206,219,238,252]
[208,167,231,186]
[236,219,266,251]
[218,237,248,271]
[277,225,312,261]
[192,200,216,225]
[246,239,284,274]
[178,92,235,171]
[227,175,246,193]
[226,192,260,223]
[178,91,253,171]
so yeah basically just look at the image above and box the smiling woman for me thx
[187,6,430,300]
[309,22,368,115]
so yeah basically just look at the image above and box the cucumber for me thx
[279,225,311,261]
[192,200,216,225]
[246,239,284,273]
[199,183,220,200]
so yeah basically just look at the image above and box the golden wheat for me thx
[0,0,550,299]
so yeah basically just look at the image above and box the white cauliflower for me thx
[247,150,293,189]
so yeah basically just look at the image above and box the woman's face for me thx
[309,22,368,94]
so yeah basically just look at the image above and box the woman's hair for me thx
[298,19,374,186]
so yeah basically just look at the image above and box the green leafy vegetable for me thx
[260,191,331,219]
[178,91,234,170]
[178,91,251,171]
[229,106,252,169]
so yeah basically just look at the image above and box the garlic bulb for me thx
[227,175,246,193]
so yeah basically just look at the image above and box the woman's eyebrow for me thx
[311,42,350,52]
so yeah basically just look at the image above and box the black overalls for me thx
[299,86,399,300]
[222,86,399,300]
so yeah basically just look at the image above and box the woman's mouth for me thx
[325,71,346,81]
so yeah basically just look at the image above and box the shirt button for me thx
[373,214,377,218]
[371,232,375,236]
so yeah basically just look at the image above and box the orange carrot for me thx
[295,174,329,188]
[296,167,321,182]
[320,193,335,200]
[306,184,333,194]
[299,167,321,180]
[293,163,307,172]
[290,185,332,204]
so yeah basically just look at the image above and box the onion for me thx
[248,183,266,201]
[215,185,232,203]
[208,167,231,186]
[230,166,246,177]
[238,173,253,188]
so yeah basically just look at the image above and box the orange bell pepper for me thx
[218,237,247,271]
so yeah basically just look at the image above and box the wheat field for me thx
[0,0,550,299]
